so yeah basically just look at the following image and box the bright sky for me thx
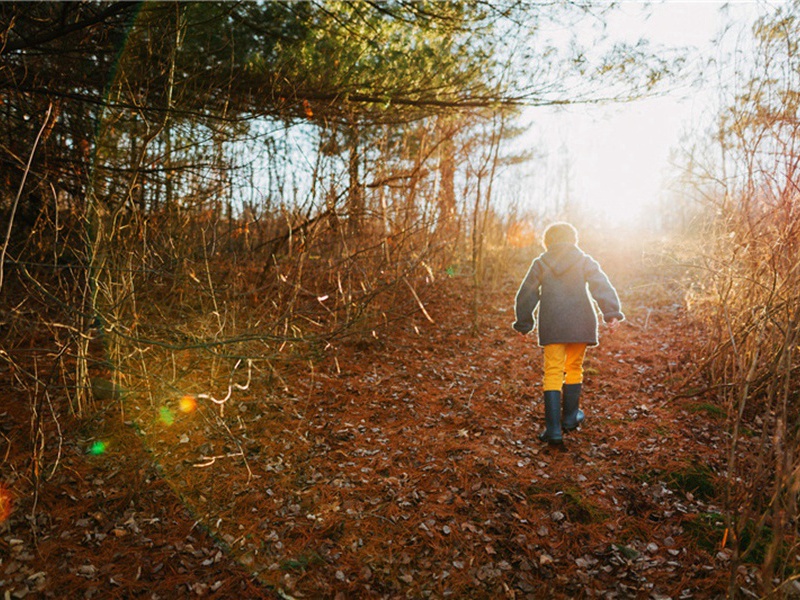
[521,1,764,227]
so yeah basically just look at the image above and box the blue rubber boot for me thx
[562,383,585,431]
[538,390,563,445]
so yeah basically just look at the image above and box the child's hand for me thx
[606,318,620,334]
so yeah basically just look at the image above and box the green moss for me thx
[524,484,555,508]
[612,543,640,559]
[683,514,777,567]
[683,512,725,553]
[561,486,609,524]
[280,552,324,572]
[666,461,716,501]
[524,484,609,524]
[634,468,664,484]
[686,402,726,419]
[738,520,773,566]
[740,426,758,438]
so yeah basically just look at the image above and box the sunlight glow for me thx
[506,221,538,248]
[516,2,762,228]
[565,97,685,226]
[179,395,197,414]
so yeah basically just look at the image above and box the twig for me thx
[212,414,253,483]
[403,277,435,324]
[0,102,54,294]
[193,451,244,468]
[196,358,253,406]
[1,431,11,464]
[664,382,732,405]
[44,388,64,482]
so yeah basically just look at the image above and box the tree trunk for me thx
[347,123,363,235]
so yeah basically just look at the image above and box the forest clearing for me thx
[3,2,800,599]
[2,235,749,599]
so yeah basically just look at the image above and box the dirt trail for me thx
[1,245,730,599]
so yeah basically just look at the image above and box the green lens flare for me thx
[159,406,175,426]
[89,440,108,455]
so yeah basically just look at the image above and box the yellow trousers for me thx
[543,343,588,391]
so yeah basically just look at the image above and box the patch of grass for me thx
[686,402,726,419]
[665,461,716,501]
[523,484,609,524]
[740,426,758,438]
[524,484,556,508]
[280,552,324,573]
[683,512,725,553]
[638,469,664,483]
[682,513,778,565]
[738,520,772,565]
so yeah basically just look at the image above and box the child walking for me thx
[512,222,624,445]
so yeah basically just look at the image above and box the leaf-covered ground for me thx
[1,241,745,599]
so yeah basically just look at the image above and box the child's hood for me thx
[540,242,585,276]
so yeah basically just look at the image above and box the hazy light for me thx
[506,221,538,248]
[516,2,761,228]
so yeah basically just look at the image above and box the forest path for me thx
[1,243,732,600]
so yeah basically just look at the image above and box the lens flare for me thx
[159,406,175,426]
[179,395,197,414]
[88,440,108,455]
[0,485,13,523]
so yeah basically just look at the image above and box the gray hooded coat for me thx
[513,242,624,346]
